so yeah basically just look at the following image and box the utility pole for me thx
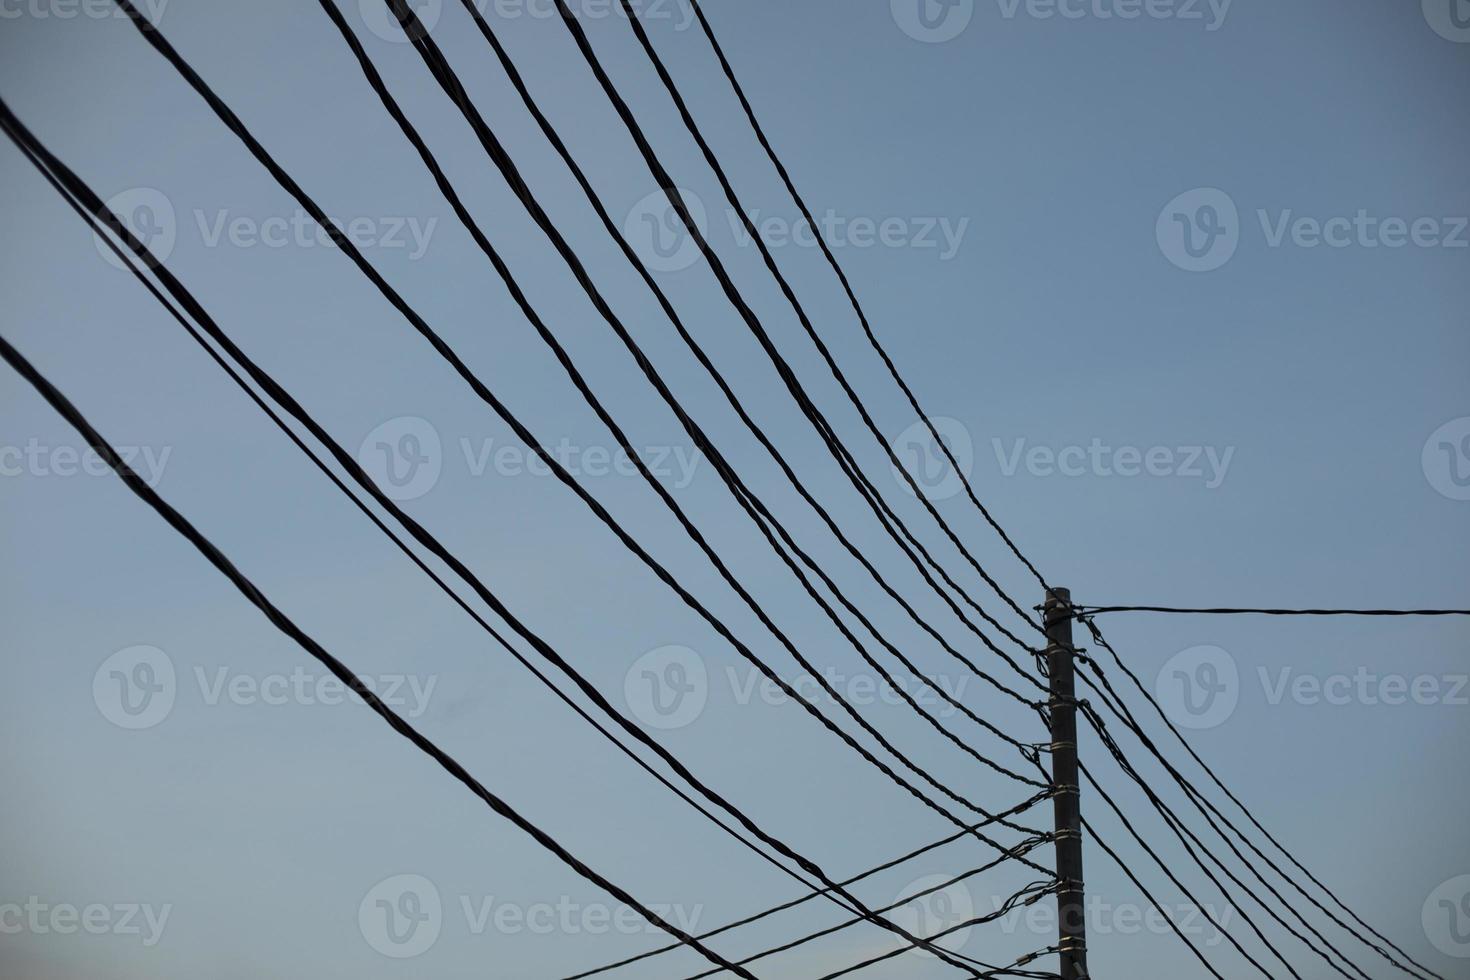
[1046,587,1089,979]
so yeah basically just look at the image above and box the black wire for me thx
[596,0,1049,650]
[322,0,1048,804]
[1078,605,1470,618]
[1081,617,1448,980]
[813,908,1063,980]
[1081,620,1446,980]
[681,0,1053,597]
[99,6,1058,970]
[1079,813,1229,980]
[671,9,1453,973]
[1081,654,1438,980]
[0,330,759,980]
[0,105,976,954]
[324,0,1050,850]
[1078,700,1361,980]
[549,0,1048,652]
[433,0,1048,729]
[1079,759,1280,980]
[1077,668,1384,979]
[0,88,988,977]
[564,789,1055,980]
[680,855,1058,980]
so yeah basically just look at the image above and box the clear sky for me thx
[1,1,1467,978]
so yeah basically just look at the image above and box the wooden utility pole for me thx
[1046,587,1089,979]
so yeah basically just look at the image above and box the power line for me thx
[679,860,1058,980]
[1081,620,1446,980]
[542,0,1047,645]
[1079,701,1364,980]
[1079,616,1447,980]
[319,0,1049,798]
[0,101,982,955]
[1077,663,1417,979]
[680,0,1053,596]
[1077,605,1470,618]
[0,330,760,980]
[0,94,1003,975]
[109,0,1056,900]
[406,0,1053,726]
[1079,758,1280,980]
[565,789,1055,979]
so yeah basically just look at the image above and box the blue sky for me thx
[1,1,1467,977]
